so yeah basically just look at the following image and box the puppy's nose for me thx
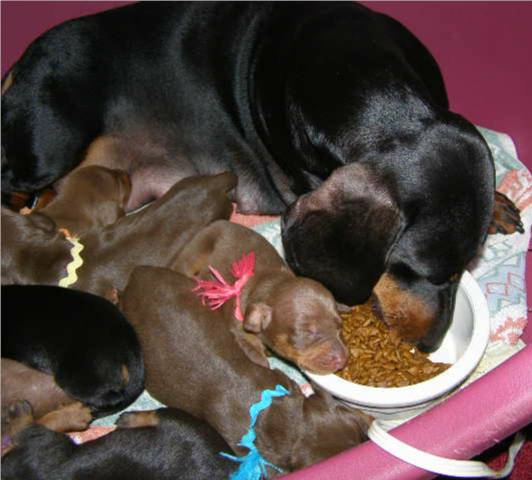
[322,349,348,371]
[332,351,348,370]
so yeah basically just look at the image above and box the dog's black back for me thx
[1,2,450,212]
[1,408,235,480]
[1,2,288,212]
[1,285,144,416]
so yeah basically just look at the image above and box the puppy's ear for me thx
[282,163,403,306]
[243,303,272,333]
[230,324,269,368]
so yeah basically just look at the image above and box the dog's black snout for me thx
[417,280,459,353]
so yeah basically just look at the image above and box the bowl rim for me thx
[305,271,490,408]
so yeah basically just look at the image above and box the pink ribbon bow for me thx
[192,251,256,321]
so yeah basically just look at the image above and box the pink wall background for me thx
[2,1,531,337]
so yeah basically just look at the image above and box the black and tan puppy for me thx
[1,2,522,352]
[120,266,370,473]
[33,165,131,235]
[1,173,235,297]
[2,401,235,480]
[173,219,348,374]
[2,285,144,417]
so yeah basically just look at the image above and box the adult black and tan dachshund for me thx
[1,2,522,351]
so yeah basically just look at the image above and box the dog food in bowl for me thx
[306,272,490,415]
[338,303,450,387]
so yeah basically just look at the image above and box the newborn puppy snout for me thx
[306,342,348,374]
[325,347,348,371]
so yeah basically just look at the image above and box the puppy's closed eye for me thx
[304,326,319,338]
[297,322,323,345]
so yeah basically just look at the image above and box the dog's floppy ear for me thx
[243,302,272,333]
[282,163,404,305]
[230,323,269,368]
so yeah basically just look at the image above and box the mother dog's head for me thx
[282,118,495,352]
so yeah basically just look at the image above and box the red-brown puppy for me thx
[2,401,92,457]
[1,173,235,297]
[173,220,348,374]
[120,266,370,473]
[34,165,131,235]
[1,359,75,431]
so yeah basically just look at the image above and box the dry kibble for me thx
[338,303,451,387]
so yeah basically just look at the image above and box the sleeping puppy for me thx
[2,402,92,456]
[33,165,131,234]
[1,2,522,351]
[120,266,370,473]
[2,359,75,429]
[1,173,235,297]
[2,285,144,417]
[173,219,348,374]
[2,402,235,480]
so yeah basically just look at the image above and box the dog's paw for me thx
[69,403,92,430]
[488,191,524,235]
[2,400,34,437]
[116,410,159,429]
[37,402,92,432]
[59,402,93,431]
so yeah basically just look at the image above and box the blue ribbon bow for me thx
[220,384,290,480]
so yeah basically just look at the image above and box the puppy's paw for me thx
[60,402,93,431]
[488,191,524,235]
[37,402,92,432]
[116,410,159,429]
[2,400,34,437]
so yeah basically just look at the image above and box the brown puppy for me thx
[34,165,131,235]
[173,220,348,374]
[1,173,235,297]
[1,359,75,431]
[120,266,370,473]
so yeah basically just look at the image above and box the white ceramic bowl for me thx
[306,271,490,419]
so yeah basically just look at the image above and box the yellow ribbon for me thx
[58,229,84,288]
